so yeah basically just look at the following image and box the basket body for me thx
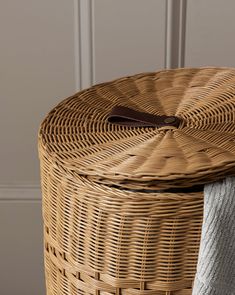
[40,150,203,295]
[39,67,235,295]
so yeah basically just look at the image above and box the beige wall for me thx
[1,0,234,294]
[0,1,76,294]
[0,0,75,185]
[93,0,166,83]
[185,0,235,67]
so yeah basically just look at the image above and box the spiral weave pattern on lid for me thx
[39,67,235,189]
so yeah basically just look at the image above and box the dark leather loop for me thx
[108,106,181,128]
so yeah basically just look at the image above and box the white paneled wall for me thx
[0,0,234,293]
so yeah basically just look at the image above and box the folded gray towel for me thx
[192,177,235,295]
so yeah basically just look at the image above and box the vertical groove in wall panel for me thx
[178,0,187,68]
[91,0,96,85]
[165,0,187,69]
[74,0,81,91]
[165,0,173,69]
[79,0,94,89]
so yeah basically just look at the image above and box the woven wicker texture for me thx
[38,67,235,295]
[39,67,235,189]
[40,160,203,295]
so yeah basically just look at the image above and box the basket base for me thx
[44,243,194,295]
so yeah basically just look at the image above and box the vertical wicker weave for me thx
[39,67,235,295]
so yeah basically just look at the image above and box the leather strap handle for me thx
[108,106,181,128]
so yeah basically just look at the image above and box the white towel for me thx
[192,177,235,295]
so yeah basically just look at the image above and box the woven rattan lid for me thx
[39,67,235,189]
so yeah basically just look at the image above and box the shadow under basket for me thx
[38,67,235,295]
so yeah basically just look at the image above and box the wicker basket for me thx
[38,67,235,295]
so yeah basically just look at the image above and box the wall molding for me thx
[73,0,81,91]
[75,0,187,85]
[74,0,95,90]
[178,0,187,68]
[0,185,42,201]
[165,0,187,69]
